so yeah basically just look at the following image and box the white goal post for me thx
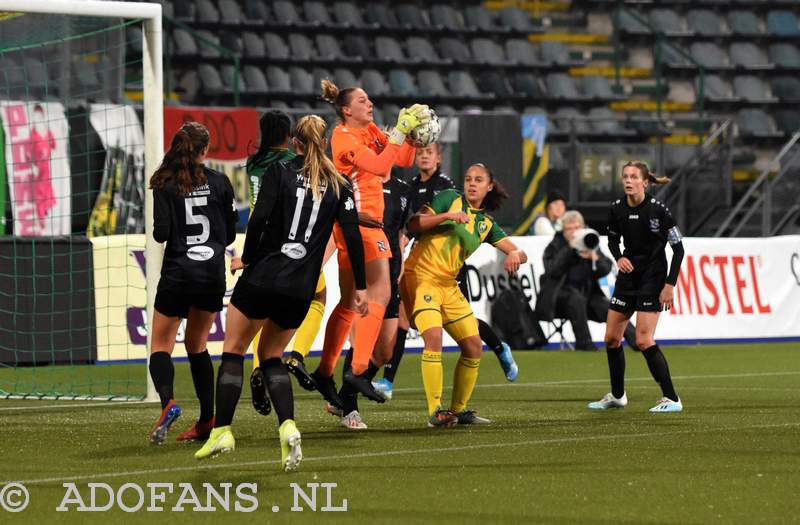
[0,0,164,401]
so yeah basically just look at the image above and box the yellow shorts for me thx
[315,272,326,294]
[400,271,478,343]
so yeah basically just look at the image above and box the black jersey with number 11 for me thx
[241,156,365,300]
[153,167,238,294]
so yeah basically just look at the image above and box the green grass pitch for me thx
[1,343,799,524]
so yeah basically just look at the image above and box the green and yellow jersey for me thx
[246,147,296,211]
[405,189,507,281]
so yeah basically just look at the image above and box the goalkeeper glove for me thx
[388,105,432,145]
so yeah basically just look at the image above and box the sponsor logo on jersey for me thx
[345,197,354,210]
[650,218,660,231]
[187,245,214,261]
[281,242,307,260]
[628,214,639,219]
[189,184,210,197]
[643,301,653,306]
[377,240,387,252]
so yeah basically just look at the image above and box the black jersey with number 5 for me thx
[153,167,238,294]
[241,156,365,300]
[607,193,683,295]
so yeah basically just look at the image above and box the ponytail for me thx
[294,115,348,200]
[623,160,670,185]
[320,78,358,122]
[247,110,292,171]
[150,122,210,195]
[470,162,508,212]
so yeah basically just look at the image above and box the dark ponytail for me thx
[246,110,292,171]
[470,163,509,212]
[150,122,209,195]
[623,160,670,185]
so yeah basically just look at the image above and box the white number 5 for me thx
[185,197,209,245]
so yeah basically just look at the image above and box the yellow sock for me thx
[252,329,262,369]
[421,350,443,416]
[450,357,481,414]
[292,300,325,358]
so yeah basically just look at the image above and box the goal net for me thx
[0,0,163,400]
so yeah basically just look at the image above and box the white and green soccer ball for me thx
[407,107,441,147]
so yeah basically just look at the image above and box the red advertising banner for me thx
[163,106,259,161]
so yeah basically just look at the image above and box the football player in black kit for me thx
[194,115,368,470]
[588,161,685,413]
[148,122,238,445]
[373,145,518,401]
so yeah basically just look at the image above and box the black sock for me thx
[365,360,380,381]
[478,319,504,354]
[642,344,678,402]
[148,351,174,409]
[339,348,358,414]
[214,352,244,427]
[606,345,625,399]
[262,357,294,424]
[383,328,407,382]
[187,350,214,423]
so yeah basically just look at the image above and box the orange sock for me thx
[318,304,357,376]
[352,301,386,375]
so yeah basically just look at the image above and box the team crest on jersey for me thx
[400,196,408,210]
[281,242,307,260]
[478,222,487,234]
[345,197,354,210]
[424,294,432,303]
[649,218,660,231]
[377,240,387,252]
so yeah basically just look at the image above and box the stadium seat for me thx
[649,8,688,35]
[661,42,692,67]
[477,71,514,97]
[540,41,571,66]
[728,10,762,37]
[194,0,219,24]
[583,75,618,100]
[198,64,224,96]
[736,109,782,138]
[664,145,697,173]
[218,0,243,25]
[196,31,222,59]
[773,109,800,135]
[375,36,407,63]
[264,33,290,60]
[333,68,358,89]
[396,4,429,29]
[513,72,544,97]
[343,34,372,60]
[700,75,737,102]
[733,75,777,103]
[430,4,465,31]
[769,43,800,70]
[690,42,730,69]
[388,69,418,96]
[471,38,507,65]
[505,39,541,66]
[499,7,536,32]
[360,69,389,96]
[730,42,772,69]
[448,70,482,97]
[162,1,174,20]
[382,104,401,122]
[440,37,473,63]
[304,2,334,26]
[242,0,267,25]
[553,107,590,134]
[26,58,50,96]
[273,1,302,25]
[407,37,446,64]
[315,35,346,60]
[290,66,314,94]
[333,2,369,29]
[288,33,315,61]
[292,101,312,110]
[364,4,399,29]
[589,107,632,135]
[243,66,268,94]
[767,10,800,37]
[242,32,266,58]
[312,67,333,89]
[220,64,244,93]
[418,70,448,96]
[173,0,195,22]
[371,106,385,126]
[172,29,198,57]
[268,100,290,109]
[617,8,651,35]
[687,9,727,37]
[771,76,800,102]
[266,66,292,93]
[546,73,583,100]
[464,5,495,31]
[220,31,242,55]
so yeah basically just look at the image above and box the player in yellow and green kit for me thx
[402,163,528,427]
[242,111,326,416]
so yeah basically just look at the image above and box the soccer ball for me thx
[407,108,441,147]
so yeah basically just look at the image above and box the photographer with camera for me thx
[535,211,638,352]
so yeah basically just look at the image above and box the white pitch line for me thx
[5,421,798,487]
[1,370,799,412]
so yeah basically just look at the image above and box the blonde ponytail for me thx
[294,115,348,200]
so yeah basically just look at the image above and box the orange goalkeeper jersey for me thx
[331,122,415,222]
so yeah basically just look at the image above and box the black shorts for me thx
[609,293,662,315]
[384,252,402,320]
[230,279,311,329]
[154,289,223,319]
